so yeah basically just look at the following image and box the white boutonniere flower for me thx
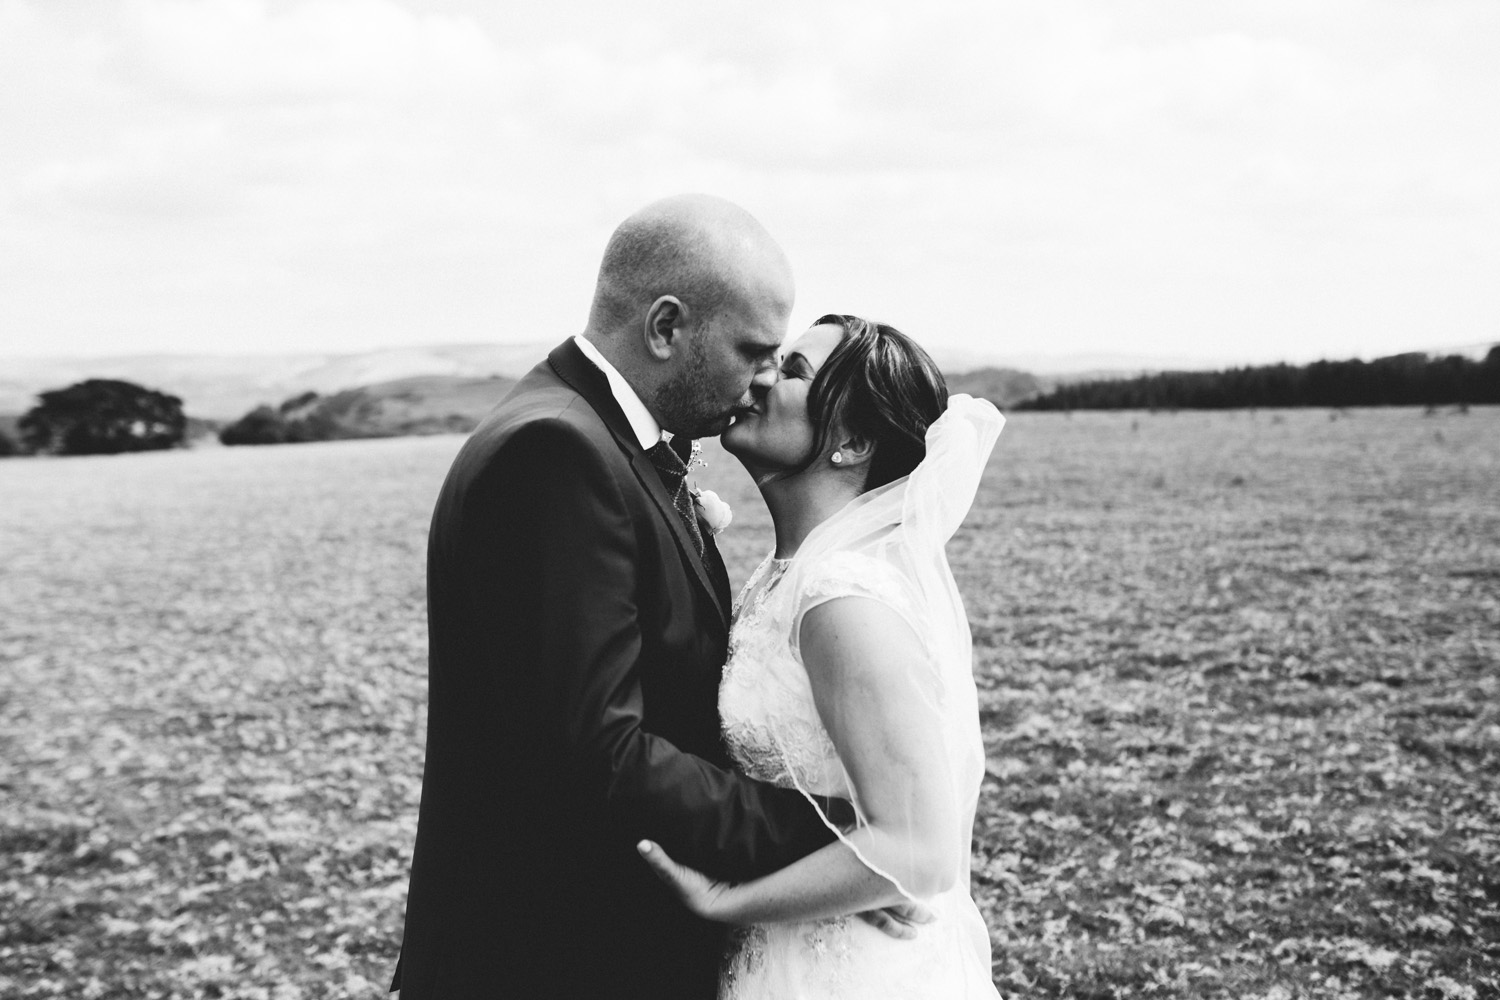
[692,488,733,535]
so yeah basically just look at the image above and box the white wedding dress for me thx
[716,396,1004,1000]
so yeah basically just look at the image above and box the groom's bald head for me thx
[586,193,792,338]
[581,194,795,437]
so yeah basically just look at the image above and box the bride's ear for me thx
[831,433,875,470]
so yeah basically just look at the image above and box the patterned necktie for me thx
[647,438,705,558]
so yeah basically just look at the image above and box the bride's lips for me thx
[728,402,763,425]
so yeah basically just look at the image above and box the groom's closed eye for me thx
[738,340,781,365]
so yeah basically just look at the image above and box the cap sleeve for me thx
[788,550,925,665]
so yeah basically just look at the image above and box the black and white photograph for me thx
[1,2,1497,998]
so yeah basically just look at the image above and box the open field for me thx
[2,407,1497,998]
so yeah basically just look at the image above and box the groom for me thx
[390,195,846,998]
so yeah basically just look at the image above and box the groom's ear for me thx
[643,295,689,361]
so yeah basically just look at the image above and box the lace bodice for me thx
[720,551,915,798]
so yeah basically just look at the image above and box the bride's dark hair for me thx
[806,314,948,491]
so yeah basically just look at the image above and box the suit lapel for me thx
[701,533,732,616]
[548,340,730,628]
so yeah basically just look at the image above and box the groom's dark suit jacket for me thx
[391,339,837,999]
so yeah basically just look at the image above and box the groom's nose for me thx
[750,361,779,394]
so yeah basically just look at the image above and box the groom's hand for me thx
[637,840,738,922]
[856,902,934,940]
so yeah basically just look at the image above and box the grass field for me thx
[2,407,1496,998]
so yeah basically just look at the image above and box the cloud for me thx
[13,120,241,222]
[119,0,503,104]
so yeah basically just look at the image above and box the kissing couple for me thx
[391,194,1003,998]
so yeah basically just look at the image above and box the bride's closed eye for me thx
[780,354,815,380]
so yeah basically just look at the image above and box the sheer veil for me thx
[777,393,1004,901]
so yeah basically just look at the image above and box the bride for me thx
[639,314,1004,998]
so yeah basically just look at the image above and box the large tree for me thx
[20,379,187,455]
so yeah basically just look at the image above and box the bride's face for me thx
[721,322,845,471]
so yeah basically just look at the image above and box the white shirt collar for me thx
[573,335,663,451]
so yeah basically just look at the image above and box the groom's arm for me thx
[481,418,838,882]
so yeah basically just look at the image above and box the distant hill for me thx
[944,367,1051,409]
[219,374,518,444]
[314,374,518,437]
[306,374,518,437]
[0,343,551,420]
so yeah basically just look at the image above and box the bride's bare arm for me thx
[640,595,960,924]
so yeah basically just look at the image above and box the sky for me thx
[1,0,1497,367]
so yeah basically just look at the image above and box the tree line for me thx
[1016,347,1500,411]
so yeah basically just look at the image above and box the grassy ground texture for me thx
[1,406,1496,998]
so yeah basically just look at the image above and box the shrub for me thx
[219,406,290,446]
[220,393,341,446]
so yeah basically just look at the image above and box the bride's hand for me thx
[637,840,740,922]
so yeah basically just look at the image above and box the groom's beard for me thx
[654,345,741,440]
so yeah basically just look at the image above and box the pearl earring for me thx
[831,452,843,465]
